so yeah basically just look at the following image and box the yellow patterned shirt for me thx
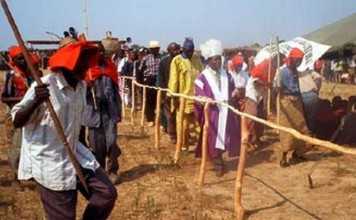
[168,54,203,113]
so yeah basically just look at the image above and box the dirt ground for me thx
[0,78,356,220]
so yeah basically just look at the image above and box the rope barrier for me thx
[119,75,355,220]
[120,76,356,155]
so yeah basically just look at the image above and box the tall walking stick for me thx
[235,116,249,220]
[154,90,162,149]
[198,102,210,186]
[0,0,89,192]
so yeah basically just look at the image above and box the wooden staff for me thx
[154,90,162,149]
[0,0,89,192]
[130,79,135,124]
[235,116,249,220]
[267,38,273,116]
[121,78,126,119]
[198,102,210,186]
[174,97,186,163]
[275,36,281,128]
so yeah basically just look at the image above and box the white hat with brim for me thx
[149,40,160,48]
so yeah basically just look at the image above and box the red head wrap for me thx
[231,55,244,70]
[8,45,22,59]
[49,41,98,72]
[250,58,277,82]
[288,48,304,59]
[7,45,40,78]
[8,45,40,65]
[85,58,119,85]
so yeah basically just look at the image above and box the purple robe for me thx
[194,67,241,159]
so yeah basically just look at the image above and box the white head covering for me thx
[200,39,223,60]
[149,40,160,48]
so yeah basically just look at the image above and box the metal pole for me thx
[83,0,89,37]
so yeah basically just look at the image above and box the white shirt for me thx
[117,57,128,73]
[231,70,250,88]
[11,72,99,191]
[299,70,322,93]
[245,77,263,103]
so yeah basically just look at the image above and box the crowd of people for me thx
[319,57,356,84]
[1,28,355,219]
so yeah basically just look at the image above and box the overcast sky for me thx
[1,0,355,50]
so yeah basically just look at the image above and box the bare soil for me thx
[0,79,356,220]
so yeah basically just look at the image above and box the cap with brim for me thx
[149,41,160,48]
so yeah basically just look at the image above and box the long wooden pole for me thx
[276,36,281,128]
[174,97,186,163]
[0,0,89,193]
[267,38,273,116]
[198,103,210,186]
[235,116,249,220]
[131,79,135,124]
[154,90,162,149]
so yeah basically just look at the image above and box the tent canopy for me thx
[303,13,356,52]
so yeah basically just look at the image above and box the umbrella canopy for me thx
[303,13,356,52]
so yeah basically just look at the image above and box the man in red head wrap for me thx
[274,47,310,167]
[85,43,122,184]
[241,65,269,151]
[230,55,250,99]
[1,45,41,180]
[2,45,41,105]
[11,41,117,220]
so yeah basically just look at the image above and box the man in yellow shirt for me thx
[168,38,203,149]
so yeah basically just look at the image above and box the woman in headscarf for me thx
[194,39,241,177]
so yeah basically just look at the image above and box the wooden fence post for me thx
[275,36,281,128]
[131,79,135,125]
[121,78,126,119]
[174,97,186,163]
[155,90,162,149]
[140,86,147,132]
[235,116,249,220]
[198,102,210,186]
[267,38,272,116]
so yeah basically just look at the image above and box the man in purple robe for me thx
[194,39,241,177]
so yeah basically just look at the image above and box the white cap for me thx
[148,40,160,48]
[200,39,223,60]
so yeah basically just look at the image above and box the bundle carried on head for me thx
[101,31,120,56]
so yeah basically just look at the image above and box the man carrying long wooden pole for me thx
[1,1,117,219]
